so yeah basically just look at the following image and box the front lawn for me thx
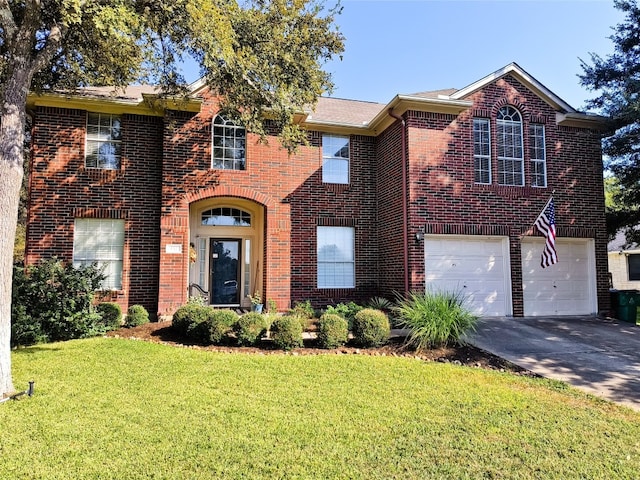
[2,338,639,479]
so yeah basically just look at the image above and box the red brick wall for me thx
[27,107,163,317]
[404,74,608,315]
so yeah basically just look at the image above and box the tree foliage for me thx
[0,0,343,395]
[580,0,640,243]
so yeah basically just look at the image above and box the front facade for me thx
[25,63,609,319]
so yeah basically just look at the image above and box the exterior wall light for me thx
[415,226,425,243]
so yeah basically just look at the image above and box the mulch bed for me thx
[108,322,537,377]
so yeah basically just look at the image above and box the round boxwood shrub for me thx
[125,304,149,328]
[235,312,268,346]
[352,308,390,348]
[204,309,238,345]
[96,302,123,331]
[316,313,348,349]
[172,303,210,338]
[270,315,303,351]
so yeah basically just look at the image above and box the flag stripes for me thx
[534,197,558,268]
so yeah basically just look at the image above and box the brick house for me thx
[25,63,608,319]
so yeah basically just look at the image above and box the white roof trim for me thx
[450,62,576,114]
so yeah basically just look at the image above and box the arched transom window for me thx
[212,114,246,170]
[496,106,524,186]
[201,207,251,226]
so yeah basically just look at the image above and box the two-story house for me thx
[25,63,608,319]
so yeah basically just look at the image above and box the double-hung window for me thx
[317,226,355,288]
[322,135,350,184]
[473,118,491,184]
[529,124,547,187]
[212,114,246,170]
[85,113,122,170]
[497,106,524,186]
[73,218,125,290]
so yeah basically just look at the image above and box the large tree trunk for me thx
[0,65,30,397]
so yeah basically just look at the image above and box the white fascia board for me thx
[451,62,576,114]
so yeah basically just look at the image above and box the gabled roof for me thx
[26,63,607,133]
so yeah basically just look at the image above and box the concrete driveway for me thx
[467,316,640,411]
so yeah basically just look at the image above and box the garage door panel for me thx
[521,238,596,316]
[425,236,511,317]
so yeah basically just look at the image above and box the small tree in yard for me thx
[0,1,343,396]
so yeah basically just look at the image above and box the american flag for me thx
[534,198,558,268]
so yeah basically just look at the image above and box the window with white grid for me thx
[212,114,246,170]
[322,135,350,184]
[529,124,547,187]
[73,218,125,290]
[473,118,491,184]
[85,113,122,170]
[497,106,524,186]
[317,226,355,288]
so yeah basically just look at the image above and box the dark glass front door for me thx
[210,239,241,305]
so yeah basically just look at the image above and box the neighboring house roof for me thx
[608,230,640,253]
[26,62,608,134]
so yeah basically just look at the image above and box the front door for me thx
[210,239,241,305]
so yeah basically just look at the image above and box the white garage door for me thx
[521,238,597,316]
[425,235,512,316]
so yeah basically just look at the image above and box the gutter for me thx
[388,109,410,293]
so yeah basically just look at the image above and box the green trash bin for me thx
[614,290,639,323]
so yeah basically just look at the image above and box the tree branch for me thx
[0,0,17,38]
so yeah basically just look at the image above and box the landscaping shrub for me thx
[235,312,268,346]
[316,313,348,349]
[325,301,363,329]
[352,308,390,348]
[271,315,303,351]
[289,300,315,320]
[96,302,123,331]
[204,309,238,345]
[125,305,149,328]
[394,290,478,350]
[11,258,106,346]
[172,303,210,337]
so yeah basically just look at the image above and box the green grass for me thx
[2,338,640,479]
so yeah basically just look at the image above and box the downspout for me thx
[388,109,410,293]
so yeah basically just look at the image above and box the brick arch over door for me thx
[183,186,275,210]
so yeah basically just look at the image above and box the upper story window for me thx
[529,124,547,187]
[85,113,121,170]
[202,207,251,226]
[473,118,491,184]
[322,135,350,184]
[496,106,524,186]
[212,115,246,170]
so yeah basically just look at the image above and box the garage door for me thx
[521,238,596,316]
[425,235,512,316]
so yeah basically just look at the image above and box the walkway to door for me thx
[467,316,640,411]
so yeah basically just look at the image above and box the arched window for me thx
[496,106,524,186]
[212,114,246,170]
[201,207,251,226]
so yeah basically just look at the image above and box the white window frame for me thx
[73,218,125,290]
[322,135,350,184]
[497,106,524,186]
[317,226,355,289]
[473,118,491,184]
[212,114,246,170]
[529,124,547,187]
[85,113,122,170]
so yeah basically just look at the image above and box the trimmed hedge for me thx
[235,312,268,346]
[316,313,348,349]
[352,308,390,348]
[271,315,303,351]
[125,305,149,328]
[97,302,123,330]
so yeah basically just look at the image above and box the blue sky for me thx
[320,0,623,112]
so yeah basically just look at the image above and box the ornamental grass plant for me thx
[395,289,478,350]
